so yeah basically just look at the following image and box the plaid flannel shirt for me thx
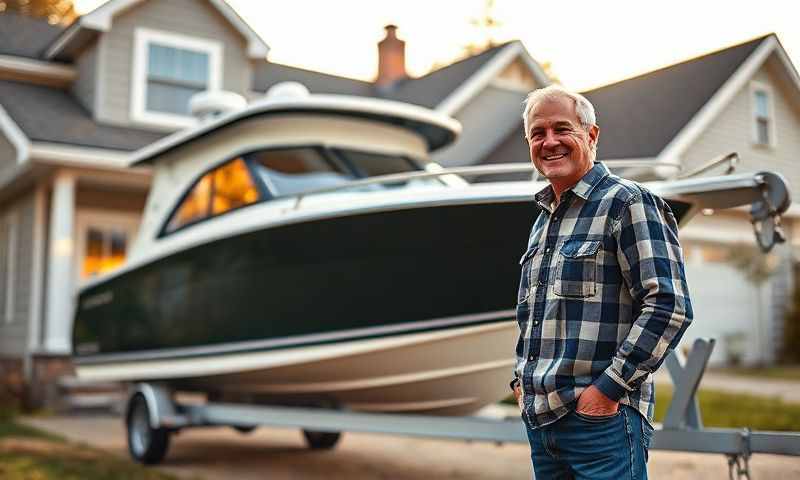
[515,162,693,428]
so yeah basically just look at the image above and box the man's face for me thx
[527,96,599,192]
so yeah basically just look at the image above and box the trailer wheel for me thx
[127,393,170,464]
[302,429,341,450]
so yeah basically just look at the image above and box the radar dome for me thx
[190,91,247,121]
[265,81,311,100]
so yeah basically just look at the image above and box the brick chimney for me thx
[376,25,407,86]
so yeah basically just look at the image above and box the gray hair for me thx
[522,85,597,139]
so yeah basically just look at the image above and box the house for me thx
[0,0,552,404]
[481,34,800,365]
[0,0,798,406]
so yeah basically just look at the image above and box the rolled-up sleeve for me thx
[595,191,693,401]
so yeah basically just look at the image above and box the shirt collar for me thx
[534,162,610,211]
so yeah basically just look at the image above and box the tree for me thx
[0,0,77,25]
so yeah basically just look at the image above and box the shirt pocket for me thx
[517,246,539,304]
[554,240,601,298]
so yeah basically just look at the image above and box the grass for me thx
[0,395,184,480]
[653,385,800,431]
[503,386,800,431]
[708,365,800,382]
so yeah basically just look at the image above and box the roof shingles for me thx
[480,35,770,165]
[0,80,165,151]
[0,13,66,59]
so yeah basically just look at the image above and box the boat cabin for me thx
[128,89,461,259]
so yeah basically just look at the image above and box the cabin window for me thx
[131,28,222,128]
[250,148,352,196]
[335,149,443,188]
[0,214,17,324]
[166,158,259,233]
[750,82,775,147]
[337,149,417,178]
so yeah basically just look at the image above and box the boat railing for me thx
[291,159,683,210]
[676,152,739,179]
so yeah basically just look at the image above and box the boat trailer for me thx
[126,338,800,479]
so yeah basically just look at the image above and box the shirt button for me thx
[545,247,551,253]
[552,217,558,222]
[528,355,534,361]
[533,321,539,326]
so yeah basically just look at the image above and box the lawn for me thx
[504,386,800,431]
[0,396,184,480]
[708,365,800,382]
[653,385,800,431]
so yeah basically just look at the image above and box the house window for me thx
[146,44,209,115]
[750,82,775,147]
[75,211,140,283]
[131,28,222,128]
[82,227,127,279]
[0,214,17,324]
[166,157,259,233]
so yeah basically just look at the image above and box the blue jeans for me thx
[524,405,653,479]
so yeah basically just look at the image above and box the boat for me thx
[71,85,790,416]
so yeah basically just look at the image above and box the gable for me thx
[493,57,539,91]
[432,85,528,167]
[682,56,800,201]
[96,0,252,128]
[583,36,766,160]
[46,0,267,61]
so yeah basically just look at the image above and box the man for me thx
[511,85,692,479]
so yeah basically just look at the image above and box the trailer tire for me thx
[302,429,341,450]
[127,393,170,464]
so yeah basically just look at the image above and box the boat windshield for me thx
[248,147,442,198]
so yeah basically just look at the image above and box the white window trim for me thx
[749,80,777,148]
[3,212,17,324]
[130,27,223,129]
[74,209,140,287]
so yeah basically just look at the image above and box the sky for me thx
[73,0,800,92]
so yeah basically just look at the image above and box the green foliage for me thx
[0,392,18,422]
[654,385,800,431]
[0,420,64,442]
[0,451,181,480]
[503,386,800,431]
[779,268,800,364]
[710,365,800,381]
[0,419,178,480]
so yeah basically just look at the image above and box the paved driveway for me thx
[20,414,800,479]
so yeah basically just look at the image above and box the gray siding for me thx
[97,0,251,127]
[682,55,800,202]
[433,85,528,167]
[0,131,17,176]
[0,194,35,357]
[71,42,98,113]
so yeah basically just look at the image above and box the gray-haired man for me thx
[511,85,693,479]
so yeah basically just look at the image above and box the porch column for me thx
[43,171,75,354]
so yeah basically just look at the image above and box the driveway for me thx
[20,414,800,479]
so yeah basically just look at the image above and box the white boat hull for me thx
[77,321,518,416]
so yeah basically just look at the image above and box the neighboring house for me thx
[0,1,798,405]
[482,34,800,365]
[0,0,551,403]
